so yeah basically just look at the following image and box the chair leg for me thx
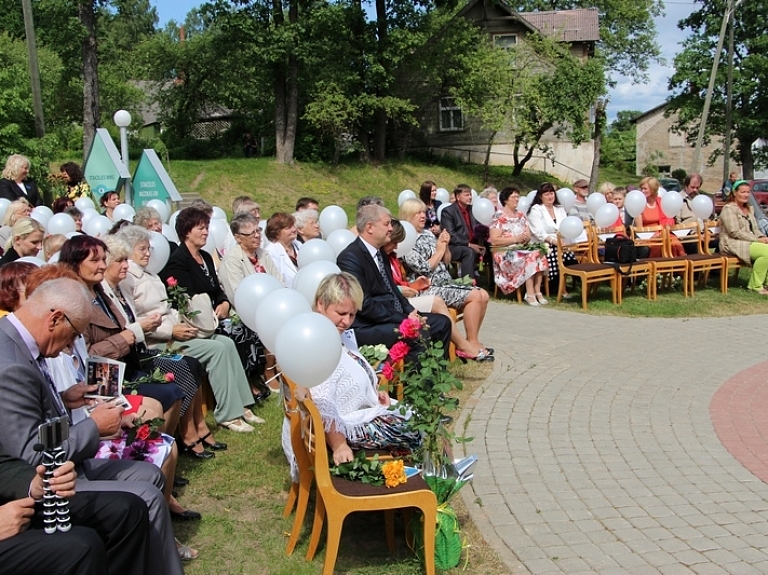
[557,275,566,303]
[286,477,312,556]
[385,510,396,552]
[283,482,298,518]
[420,506,436,575]
[305,493,326,562]
[581,280,588,309]
[321,511,345,575]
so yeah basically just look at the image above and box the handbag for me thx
[182,293,218,338]
[604,235,637,264]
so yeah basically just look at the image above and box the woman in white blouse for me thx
[264,212,301,288]
[527,182,576,295]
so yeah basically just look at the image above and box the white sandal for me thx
[176,538,199,561]
[535,293,549,305]
[524,294,539,307]
[219,418,254,433]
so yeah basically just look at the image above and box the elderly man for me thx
[568,179,592,221]
[678,173,716,253]
[0,453,149,575]
[0,278,183,575]
[440,184,482,277]
[337,204,451,357]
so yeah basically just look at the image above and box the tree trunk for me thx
[589,100,605,189]
[80,0,99,155]
[372,0,388,162]
[273,0,299,164]
[483,131,497,182]
[739,136,755,179]
[512,127,548,176]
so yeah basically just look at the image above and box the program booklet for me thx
[83,356,130,411]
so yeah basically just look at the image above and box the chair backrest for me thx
[556,221,594,266]
[297,396,334,491]
[591,226,620,262]
[668,221,704,255]
[630,224,665,254]
[703,220,721,254]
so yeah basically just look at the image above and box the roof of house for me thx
[631,102,669,124]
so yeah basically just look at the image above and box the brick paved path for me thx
[457,302,768,574]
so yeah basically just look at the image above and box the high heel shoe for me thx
[200,432,227,451]
[524,294,540,307]
[535,293,549,305]
[455,349,495,363]
[181,438,215,460]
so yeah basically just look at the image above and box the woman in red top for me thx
[634,176,684,257]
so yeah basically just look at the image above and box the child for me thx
[610,187,627,231]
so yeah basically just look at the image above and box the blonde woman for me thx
[0,154,43,206]
[0,217,44,266]
[0,198,33,247]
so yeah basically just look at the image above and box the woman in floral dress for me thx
[489,186,549,305]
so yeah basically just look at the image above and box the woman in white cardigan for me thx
[527,182,576,294]
[219,213,283,302]
[264,212,301,288]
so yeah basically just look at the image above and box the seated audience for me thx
[0,261,35,317]
[133,207,163,233]
[42,233,66,261]
[419,180,441,236]
[295,197,319,212]
[569,179,592,221]
[100,191,121,221]
[264,212,301,288]
[53,196,74,214]
[64,206,83,232]
[0,198,32,247]
[440,184,482,278]
[0,217,44,266]
[634,176,684,257]
[294,209,320,244]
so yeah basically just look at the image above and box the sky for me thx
[149,0,698,124]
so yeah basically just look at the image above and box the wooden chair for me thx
[555,227,619,309]
[704,220,744,287]
[668,222,727,295]
[298,396,438,575]
[630,224,691,297]
[591,227,655,301]
[490,246,550,301]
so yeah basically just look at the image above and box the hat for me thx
[573,179,589,189]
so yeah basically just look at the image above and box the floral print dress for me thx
[490,210,548,294]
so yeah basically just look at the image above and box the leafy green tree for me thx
[600,109,640,172]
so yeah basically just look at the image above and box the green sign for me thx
[132,150,182,208]
[83,128,130,201]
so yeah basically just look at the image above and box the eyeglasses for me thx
[54,309,81,339]
[237,230,259,238]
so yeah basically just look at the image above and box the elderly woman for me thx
[265,212,301,288]
[219,213,282,302]
[294,209,320,244]
[118,224,260,433]
[399,199,492,362]
[418,180,441,235]
[100,191,121,221]
[528,182,576,294]
[719,180,768,294]
[489,186,549,305]
[133,207,163,233]
[634,176,684,257]
[0,154,43,206]
[312,272,420,465]
[0,217,44,266]
[0,198,32,247]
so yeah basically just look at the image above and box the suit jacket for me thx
[159,242,229,309]
[0,317,99,467]
[0,178,43,207]
[337,237,414,329]
[0,453,36,504]
[441,202,477,247]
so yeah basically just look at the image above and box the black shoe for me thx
[200,432,227,451]
[181,440,215,460]
[252,389,271,403]
[173,475,189,487]
[171,509,202,522]
[484,347,495,356]
[440,415,454,425]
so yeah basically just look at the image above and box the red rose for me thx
[164,372,175,383]
[135,425,151,441]
[398,317,421,339]
[167,277,178,287]
[388,341,409,363]
[381,361,395,381]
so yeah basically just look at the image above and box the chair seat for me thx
[682,254,722,263]
[569,262,615,273]
[332,474,431,497]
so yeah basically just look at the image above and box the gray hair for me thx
[356,196,384,210]
[133,207,161,229]
[230,212,259,235]
[1,154,31,181]
[234,200,260,216]
[25,278,91,326]
[190,199,213,215]
[293,209,318,230]
[480,186,497,199]
[356,204,390,233]
[115,224,150,249]
[103,235,131,264]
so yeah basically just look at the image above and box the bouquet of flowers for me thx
[164,277,200,319]
[329,451,407,489]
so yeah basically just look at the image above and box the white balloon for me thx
[274,312,342,388]
[586,192,607,216]
[594,203,620,228]
[31,206,52,226]
[326,228,356,256]
[234,273,284,331]
[46,213,76,235]
[435,188,450,204]
[691,194,715,220]
[168,210,180,231]
[436,203,448,224]
[147,200,170,223]
[319,205,348,238]
[528,190,538,199]
[211,206,227,221]
[81,208,99,226]
[84,215,112,238]
[624,190,647,218]
[208,218,229,250]
[472,197,496,226]
[202,229,217,255]
[556,188,576,212]
[658,187,668,197]
[559,216,584,240]
[398,189,416,206]
[292,260,341,304]
[517,196,531,215]
[16,256,45,267]
[145,231,171,275]
[471,189,477,201]
[0,198,10,221]
[660,191,684,218]
[75,197,95,211]
[161,223,178,243]
[297,238,336,268]
[112,203,136,222]
[254,288,312,351]
[395,220,418,256]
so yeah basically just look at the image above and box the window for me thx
[439,97,464,131]
[493,34,517,50]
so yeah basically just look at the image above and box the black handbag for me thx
[604,236,637,264]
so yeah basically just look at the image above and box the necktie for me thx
[37,356,71,423]
[375,251,403,313]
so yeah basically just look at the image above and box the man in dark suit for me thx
[440,184,483,277]
[0,278,184,575]
[337,204,451,357]
[0,454,149,575]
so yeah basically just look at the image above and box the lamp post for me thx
[113,110,132,206]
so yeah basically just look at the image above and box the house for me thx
[411,0,600,183]
[634,103,733,192]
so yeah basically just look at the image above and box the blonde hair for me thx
[639,177,660,197]
[398,198,427,222]
[598,182,616,196]
[314,272,364,312]
[2,198,32,226]
[6,217,43,251]
[43,234,66,261]
[103,235,132,264]
[1,154,31,181]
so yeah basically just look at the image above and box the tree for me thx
[667,0,768,178]
[600,109,640,172]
